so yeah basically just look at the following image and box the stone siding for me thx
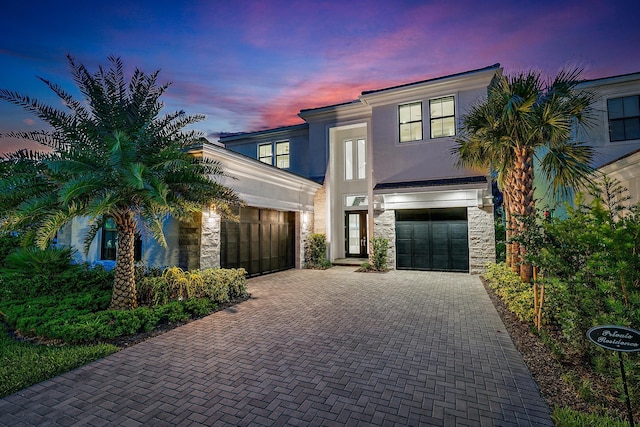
[467,206,496,274]
[373,209,396,270]
[297,211,315,268]
[200,209,221,269]
[178,212,202,270]
[313,185,327,235]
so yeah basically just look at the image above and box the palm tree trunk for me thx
[110,209,138,310]
[503,189,513,268]
[513,146,535,283]
[504,170,520,272]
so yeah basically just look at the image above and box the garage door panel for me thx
[395,209,469,273]
[413,255,431,270]
[396,224,413,240]
[222,207,295,277]
[397,254,413,269]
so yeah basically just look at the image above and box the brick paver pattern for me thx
[0,267,553,426]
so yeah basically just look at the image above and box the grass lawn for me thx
[0,331,119,398]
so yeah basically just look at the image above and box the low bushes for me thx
[1,265,247,344]
[483,263,534,322]
[485,176,640,421]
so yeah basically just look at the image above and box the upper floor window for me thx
[258,143,273,164]
[345,138,366,180]
[430,96,456,138]
[276,141,290,168]
[399,102,423,142]
[608,95,640,142]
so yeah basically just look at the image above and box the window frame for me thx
[607,95,640,142]
[398,101,423,143]
[429,95,456,139]
[258,143,273,165]
[275,140,290,169]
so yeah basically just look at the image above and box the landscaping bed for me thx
[482,274,635,426]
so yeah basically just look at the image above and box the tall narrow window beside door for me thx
[344,138,366,180]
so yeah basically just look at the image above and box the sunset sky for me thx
[2,0,640,154]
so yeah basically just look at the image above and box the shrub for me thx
[305,233,331,269]
[483,262,534,322]
[1,246,78,279]
[371,237,390,271]
[0,232,20,266]
[137,267,247,307]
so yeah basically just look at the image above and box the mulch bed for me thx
[481,277,634,421]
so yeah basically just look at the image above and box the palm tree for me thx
[0,55,242,309]
[454,69,595,282]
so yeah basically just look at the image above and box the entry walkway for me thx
[0,267,552,426]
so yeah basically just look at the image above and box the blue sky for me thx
[2,0,640,154]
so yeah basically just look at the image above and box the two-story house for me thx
[63,64,640,277]
[221,64,501,273]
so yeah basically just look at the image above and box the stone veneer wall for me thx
[297,211,315,268]
[467,206,496,274]
[373,209,396,270]
[313,185,327,235]
[200,209,221,270]
[178,212,202,270]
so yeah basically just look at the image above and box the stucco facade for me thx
[223,64,500,273]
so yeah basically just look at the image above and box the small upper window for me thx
[276,141,290,169]
[258,143,273,165]
[608,95,640,142]
[399,102,423,142]
[430,96,456,138]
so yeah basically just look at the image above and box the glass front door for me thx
[345,211,368,257]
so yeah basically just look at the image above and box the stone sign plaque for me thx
[587,325,640,352]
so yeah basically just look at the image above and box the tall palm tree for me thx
[0,55,241,309]
[454,69,595,282]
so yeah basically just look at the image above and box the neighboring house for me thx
[535,71,640,212]
[222,64,501,274]
[580,72,640,205]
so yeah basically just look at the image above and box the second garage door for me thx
[396,208,469,272]
[220,207,295,277]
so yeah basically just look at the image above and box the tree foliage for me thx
[0,55,242,309]
[454,68,595,282]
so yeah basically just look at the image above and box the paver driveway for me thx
[0,267,552,426]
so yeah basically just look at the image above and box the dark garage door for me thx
[221,207,295,277]
[396,208,469,272]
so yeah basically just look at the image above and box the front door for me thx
[345,211,368,257]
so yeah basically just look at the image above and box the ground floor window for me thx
[101,217,142,261]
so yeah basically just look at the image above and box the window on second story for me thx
[344,138,366,180]
[276,141,290,168]
[608,95,640,142]
[430,96,455,138]
[258,143,273,164]
[399,102,423,142]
